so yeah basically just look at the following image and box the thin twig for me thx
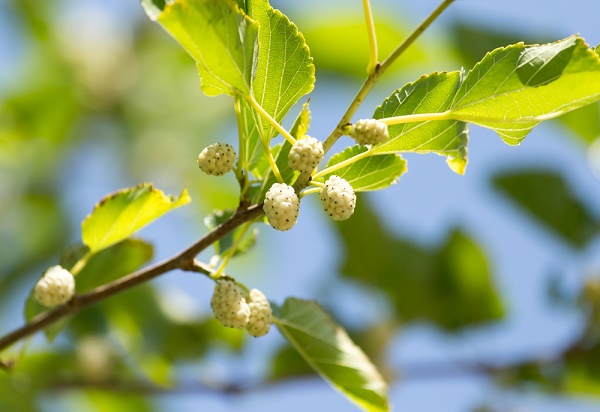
[321,0,456,154]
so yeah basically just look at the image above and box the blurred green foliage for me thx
[492,170,599,248]
[336,196,504,330]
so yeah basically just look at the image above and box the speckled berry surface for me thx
[34,265,76,308]
[320,175,356,221]
[197,143,236,176]
[349,119,389,145]
[288,136,324,174]
[246,289,272,337]
[263,183,300,231]
[210,279,250,329]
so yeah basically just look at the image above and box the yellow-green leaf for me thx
[142,0,258,96]
[81,183,190,253]
[451,35,600,144]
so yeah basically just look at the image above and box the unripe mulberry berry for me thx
[263,183,300,231]
[349,119,389,145]
[34,265,75,308]
[245,289,272,337]
[197,143,236,176]
[320,175,356,221]
[288,136,324,174]
[210,279,250,329]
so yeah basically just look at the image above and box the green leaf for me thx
[492,170,599,248]
[247,0,314,138]
[61,239,154,293]
[289,101,312,140]
[323,145,406,192]
[373,71,469,174]
[239,1,314,172]
[274,298,389,412]
[142,0,259,96]
[204,209,257,257]
[239,98,266,174]
[81,183,190,253]
[450,36,600,144]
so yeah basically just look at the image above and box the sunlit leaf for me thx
[492,170,599,248]
[240,1,314,172]
[240,99,266,174]
[451,36,600,144]
[141,0,258,96]
[323,145,406,191]
[290,101,311,140]
[247,0,314,138]
[275,298,389,412]
[81,183,190,253]
[373,71,468,174]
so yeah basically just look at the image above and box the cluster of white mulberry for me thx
[210,278,272,337]
[34,265,76,308]
[196,119,387,231]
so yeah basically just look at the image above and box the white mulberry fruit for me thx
[349,119,389,145]
[197,143,236,176]
[245,289,272,337]
[288,136,324,174]
[263,183,300,231]
[320,175,356,221]
[210,279,250,329]
[34,265,75,308]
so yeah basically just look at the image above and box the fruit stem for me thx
[246,96,297,146]
[299,187,320,198]
[363,0,378,75]
[262,137,284,183]
[69,251,93,276]
[313,148,373,180]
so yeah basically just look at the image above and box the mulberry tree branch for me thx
[0,203,264,354]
